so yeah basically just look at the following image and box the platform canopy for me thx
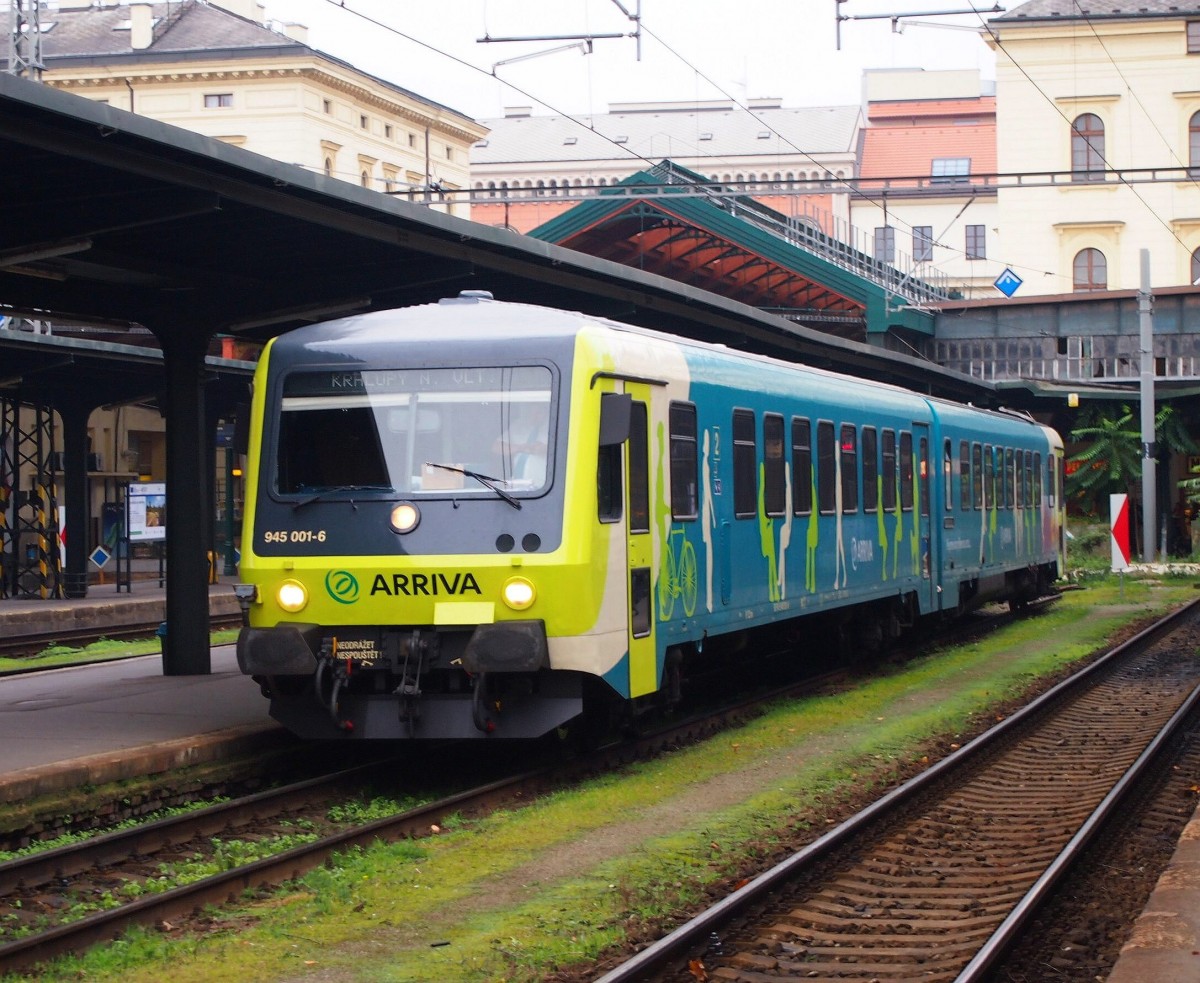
[528,162,942,343]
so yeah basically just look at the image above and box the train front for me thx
[234,299,592,739]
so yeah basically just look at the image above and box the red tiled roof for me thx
[859,122,996,180]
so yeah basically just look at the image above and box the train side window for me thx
[943,439,953,512]
[1034,452,1043,507]
[733,408,757,518]
[597,441,623,522]
[919,436,929,516]
[959,440,971,511]
[881,429,897,511]
[862,427,878,513]
[900,432,914,511]
[972,443,983,509]
[791,417,812,516]
[817,420,836,514]
[1005,448,1015,509]
[1025,450,1033,508]
[983,444,994,509]
[764,413,785,517]
[840,424,858,513]
[629,401,650,534]
[669,401,698,520]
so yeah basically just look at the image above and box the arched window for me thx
[1073,248,1108,292]
[1071,113,1105,181]
[1190,111,1200,177]
[1191,246,1200,285]
[360,170,370,188]
[323,157,332,177]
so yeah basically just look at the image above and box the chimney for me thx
[208,0,267,21]
[281,22,309,44]
[129,3,153,50]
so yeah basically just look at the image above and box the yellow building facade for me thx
[991,1,1200,294]
[39,0,486,219]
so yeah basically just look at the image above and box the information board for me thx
[128,482,166,541]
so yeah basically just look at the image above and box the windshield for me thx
[274,365,554,498]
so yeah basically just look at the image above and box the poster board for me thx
[128,482,166,542]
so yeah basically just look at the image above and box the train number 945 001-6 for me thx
[264,529,327,544]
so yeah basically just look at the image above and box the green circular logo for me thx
[325,570,360,604]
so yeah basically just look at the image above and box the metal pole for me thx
[1139,249,1156,562]
[223,440,236,575]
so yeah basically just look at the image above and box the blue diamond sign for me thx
[994,268,1023,298]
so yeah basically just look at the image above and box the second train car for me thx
[235,292,1065,739]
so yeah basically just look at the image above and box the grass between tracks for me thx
[8,575,1199,983]
[0,630,240,674]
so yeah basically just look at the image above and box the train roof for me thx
[270,295,1051,433]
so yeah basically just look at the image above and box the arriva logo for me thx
[325,570,360,604]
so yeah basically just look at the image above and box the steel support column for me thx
[154,327,213,675]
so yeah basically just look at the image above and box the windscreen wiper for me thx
[424,463,521,510]
[291,484,393,511]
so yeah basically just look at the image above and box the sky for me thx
[259,0,1000,121]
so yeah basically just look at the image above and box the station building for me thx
[33,0,485,211]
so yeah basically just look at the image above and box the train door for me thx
[914,422,937,613]
[624,385,658,699]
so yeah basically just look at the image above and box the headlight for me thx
[501,576,536,610]
[276,579,309,613]
[390,502,420,534]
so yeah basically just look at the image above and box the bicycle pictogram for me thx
[658,526,698,620]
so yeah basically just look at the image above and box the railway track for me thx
[0,612,244,664]
[596,596,1200,983]
[0,595,1061,976]
[0,655,867,976]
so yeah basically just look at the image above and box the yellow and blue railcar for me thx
[235,293,1064,739]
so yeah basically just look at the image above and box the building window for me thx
[1190,111,1200,177]
[446,146,454,161]
[384,124,393,139]
[359,114,368,129]
[1189,21,1200,52]
[203,93,232,109]
[966,225,986,260]
[1071,113,1105,181]
[409,134,417,148]
[360,170,370,187]
[931,157,970,184]
[874,226,895,263]
[322,98,332,114]
[913,226,933,263]
[323,157,333,177]
[1073,248,1108,292]
[1192,246,1200,285]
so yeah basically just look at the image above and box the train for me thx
[234,291,1065,740]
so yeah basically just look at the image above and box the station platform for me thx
[1107,807,1200,981]
[0,575,284,808]
[1,561,241,645]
